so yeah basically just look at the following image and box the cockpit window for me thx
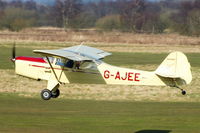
[66,60,74,68]
[55,58,76,68]
[43,57,55,64]
[44,57,83,69]
[55,58,65,66]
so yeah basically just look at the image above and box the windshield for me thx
[43,57,55,64]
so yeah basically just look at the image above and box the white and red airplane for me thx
[11,44,192,100]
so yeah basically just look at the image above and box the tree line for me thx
[0,0,199,36]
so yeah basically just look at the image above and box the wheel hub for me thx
[43,92,50,98]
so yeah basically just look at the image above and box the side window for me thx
[43,57,54,64]
[65,60,74,68]
[54,58,75,68]
[56,58,64,66]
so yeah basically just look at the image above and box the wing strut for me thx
[46,56,60,83]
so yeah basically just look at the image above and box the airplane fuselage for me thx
[15,56,176,87]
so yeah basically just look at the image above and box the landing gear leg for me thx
[173,79,186,95]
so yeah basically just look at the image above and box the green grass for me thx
[105,52,200,67]
[0,93,200,133]
[1,46,200,69]
[1,45,200,133]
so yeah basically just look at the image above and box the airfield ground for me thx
[0,30,200,132]
[1,93,200,133]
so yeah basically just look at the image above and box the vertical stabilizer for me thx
[155,51,192,84]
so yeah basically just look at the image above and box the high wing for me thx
[33,45,112,61]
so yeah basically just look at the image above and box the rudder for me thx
[155,51,192,85]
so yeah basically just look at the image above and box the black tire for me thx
[51,89,60,98]
[182,90,186,95]
[41,89,52,100]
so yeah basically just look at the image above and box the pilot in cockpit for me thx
[75,61,81,69]
[56,58,81,69]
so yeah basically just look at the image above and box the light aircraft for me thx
[11,44,192,100]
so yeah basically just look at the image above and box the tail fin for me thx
[155,51,192,85]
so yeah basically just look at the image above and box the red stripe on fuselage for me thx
[16,56,67,70]
[15,56,46,63]
[31,64,67,71]
[31,65,49,69]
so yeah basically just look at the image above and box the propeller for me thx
[11,42,16,63]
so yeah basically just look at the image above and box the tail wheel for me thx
[182,90,186,95]
[41,89,52,100]
[51,89,60,98]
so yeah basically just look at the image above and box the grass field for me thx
[0,93,200,133]
[1,40,200,133]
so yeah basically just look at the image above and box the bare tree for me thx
[121,0,147,32]
[24,0,37,10]
[9,0,23,8]
[52,0,82,29]
[0,0,6,10]
[171,0,200,36]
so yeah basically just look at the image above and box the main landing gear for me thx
[41,89,60,100]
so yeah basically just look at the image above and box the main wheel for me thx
[51,89,60,98]
[41,89,52,100]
